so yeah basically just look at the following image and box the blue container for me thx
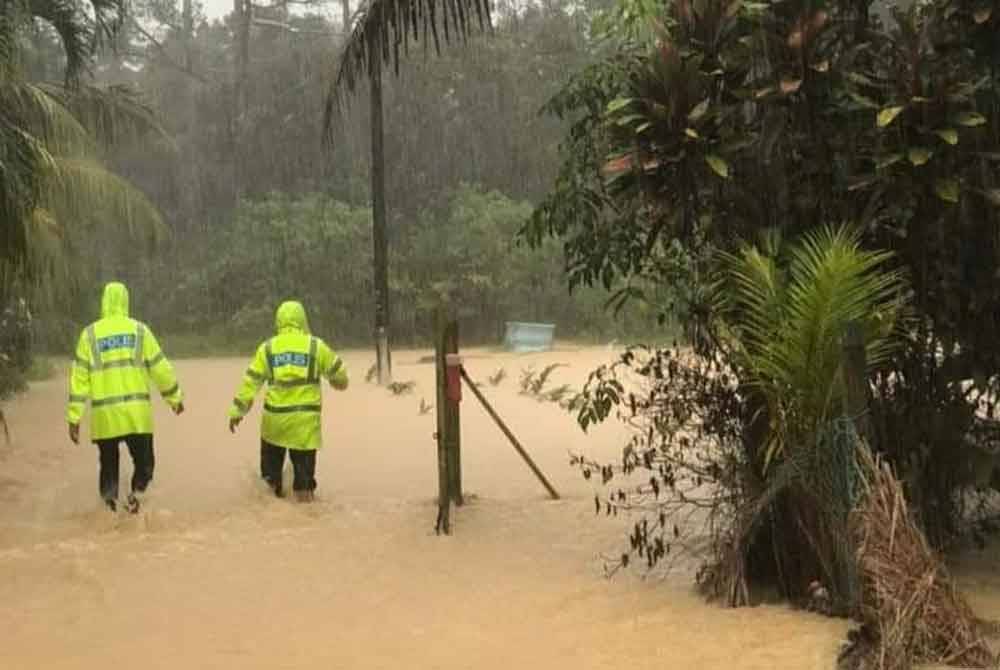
[504,321,556,352]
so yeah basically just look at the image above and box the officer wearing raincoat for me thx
[66,282,185,512]
[228,301,348,501]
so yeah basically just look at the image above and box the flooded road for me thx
[0,348,992,669]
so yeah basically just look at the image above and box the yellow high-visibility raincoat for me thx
[228,301,348,450]
[66,282,183,441]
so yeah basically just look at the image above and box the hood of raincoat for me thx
[275,300,310,334]
[100,282,130,319]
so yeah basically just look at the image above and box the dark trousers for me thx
[260,441,317,497]
[95,433,154,506]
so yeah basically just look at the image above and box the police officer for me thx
[66,282,184,512]
[228,300,348,501]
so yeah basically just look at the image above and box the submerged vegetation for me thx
[2,0,1000,667]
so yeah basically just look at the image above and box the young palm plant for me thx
[720,225,908,472]
[716,225,909,609]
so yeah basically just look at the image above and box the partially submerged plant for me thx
[488,367,507,387]
[573,226,911,613]
[387,380,416,396]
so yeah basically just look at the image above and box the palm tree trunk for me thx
[232,0,250,203]
[183,0,194,71]
[371,57,391,384]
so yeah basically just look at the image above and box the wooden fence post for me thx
[843,321,872,445]
[434,308,450,534]
[444,319,463,506]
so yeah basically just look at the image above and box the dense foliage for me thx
[31,185,667,354]
[13,0,668,355]
[526,0,1000,612]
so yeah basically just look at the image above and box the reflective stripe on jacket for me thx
[228,301,348,450]
[66,282,183,441]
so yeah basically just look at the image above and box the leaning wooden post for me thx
[444,319,463,506]
[459,367,560,500]
[434,309,450,534]
[843,321,872,446]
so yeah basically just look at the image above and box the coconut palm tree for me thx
[324,0,493,110]
[1,0,164,291]
[324,0,491,384]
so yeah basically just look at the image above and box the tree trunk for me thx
[341,0,351,33]
[183,0,194,71]
[370,53,391,384]
[232,0,251,204]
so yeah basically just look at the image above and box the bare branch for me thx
[128,18,211,85]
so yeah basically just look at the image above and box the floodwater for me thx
[0,348,994,669]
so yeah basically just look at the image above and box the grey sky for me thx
[199,0,343,21]
[202,0,232,19]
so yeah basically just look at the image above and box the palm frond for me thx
[0,1,24,77]
[0,113,54,270]
[38,82,174,151]
[720,243,784,354]
[43,157,166,246]
[26,0,93,83]
[324,0,493,133]
[1,80,93,155]
[722,225,910,468]
[1,0,163,298]
[87,0,127,49]
[22,206,71,287]
[24,0,126,84]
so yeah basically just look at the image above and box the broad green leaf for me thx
[617,113,645,123]
[908,147,933,166]
[705,154,730,179]
[848,92,879,109]
[877,106,905,128]
[614,114,645,127]
[875,153,904,170]
[955,111,987,127]
[935,128,959,145]
[911,96,932,104]
[981,189,1000,206]
[848,72,877,87]
[935,178,960,203]
[636,122,653,134]
[606,97,634,114]
[688,99,710,121]
[780,79,803,94]
[974,7,992,23]
[685,127,700,139]
[848,176,878,191]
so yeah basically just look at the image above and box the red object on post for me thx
[445,354,463,402]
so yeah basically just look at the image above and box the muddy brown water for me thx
[0,348,995,669]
